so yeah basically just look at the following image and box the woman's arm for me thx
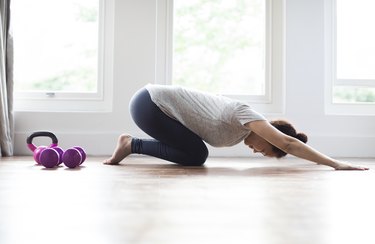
[246,120,369,170]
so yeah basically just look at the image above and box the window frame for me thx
[324,0,375,115]
[13,0,114,112]
[155,0,285,114]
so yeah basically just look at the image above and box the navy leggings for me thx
[129,88,208,166]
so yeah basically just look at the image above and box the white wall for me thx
[14,0,375,157]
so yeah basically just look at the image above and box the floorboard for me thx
[0,156,374,244]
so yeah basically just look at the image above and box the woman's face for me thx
[244,132,276,158]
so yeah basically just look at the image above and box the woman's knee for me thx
[180,146,209,166]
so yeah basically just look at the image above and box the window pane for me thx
[173,0,266,95]
[336,0,375,79]
[13,0,99,93]
[333,86,375,103]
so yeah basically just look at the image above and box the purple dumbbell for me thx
[62,147,86,168]
[39,147,61,168]
[73,146,86,165]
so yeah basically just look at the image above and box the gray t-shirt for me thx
[145,84,266,147]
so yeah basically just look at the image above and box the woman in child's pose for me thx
[104,84,368,170]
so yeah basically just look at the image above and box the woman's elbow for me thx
[280,137,297,154]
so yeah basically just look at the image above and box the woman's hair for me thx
[270,120,308,158]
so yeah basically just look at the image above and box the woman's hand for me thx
[333,161,369,171]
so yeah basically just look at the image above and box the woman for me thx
[104,84,368,170]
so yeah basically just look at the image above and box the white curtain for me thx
[0,0,13,157]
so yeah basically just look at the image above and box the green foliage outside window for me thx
[334,87,375,103]
[14,0,98,93]
[173,0,265,95]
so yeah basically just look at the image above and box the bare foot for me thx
[103,134,132,165]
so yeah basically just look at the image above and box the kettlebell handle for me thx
[26,131,58,152]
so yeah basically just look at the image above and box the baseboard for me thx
[14,131,375,157]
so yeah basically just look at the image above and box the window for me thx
[13,0,114,112]
[156,0,285,113]
[325,0,375,115]
[173,0,266,96]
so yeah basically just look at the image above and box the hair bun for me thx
[296,133,308,143]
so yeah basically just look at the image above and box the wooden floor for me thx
[0,156,374,244]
